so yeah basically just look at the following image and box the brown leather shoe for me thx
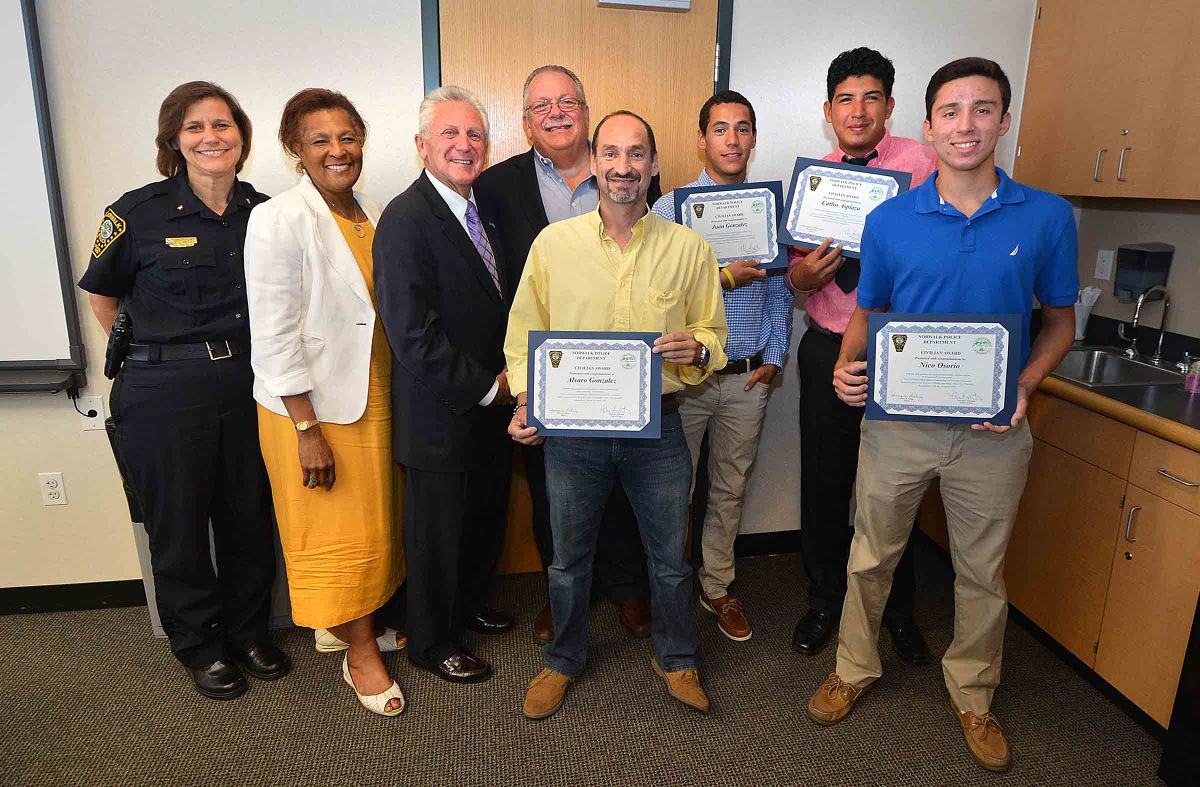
[522,668,574,719]
[699,589,752,641]
[806,672,870,725]
[533,604,554,645]
[952,701,1012,772]
[650,659,710,713]
[617,598,652,639]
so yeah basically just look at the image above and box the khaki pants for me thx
[679,371,771,598]
[835,419,1032,714]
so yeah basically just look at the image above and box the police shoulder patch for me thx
[92,208,127,258]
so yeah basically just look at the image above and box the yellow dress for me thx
[257,213,405,629]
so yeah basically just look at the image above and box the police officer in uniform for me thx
[79,81,288,700]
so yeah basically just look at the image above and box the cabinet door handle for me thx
[1158,467,1200,487]
[1093,148,1108,182]
[1124,505,1141,542]
[1116,147,1132,182]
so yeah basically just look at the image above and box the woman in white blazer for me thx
[245,89,405,717]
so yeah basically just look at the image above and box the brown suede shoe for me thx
[699,589,752,641]
[522,668,574,720]
[952,701,1012,772]
[806,673,870,725]
[650,659,710,713]
[617,598,652,639]
[533,604,554,645]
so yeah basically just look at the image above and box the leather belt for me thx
[806,319,843,339]
[715,353,764,376]
[127,340,249,362]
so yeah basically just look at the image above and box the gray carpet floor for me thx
[1,543,1164,786]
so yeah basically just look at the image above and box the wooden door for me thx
[1013,0,1132,196]
[1095,487,1200,726]
[439,0,719,192]
[1004,439,1126,666]
[1107,0,1200,199]
[440,0,720,574]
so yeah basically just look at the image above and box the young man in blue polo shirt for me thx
[805,58,1078,772]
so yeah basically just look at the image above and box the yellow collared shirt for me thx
[505,208,728,396]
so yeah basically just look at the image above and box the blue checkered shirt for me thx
[651,170,793,368]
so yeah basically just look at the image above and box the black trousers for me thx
[110,356,275,669]
[797,326,915,625]
[522,443,649,603]
[403,441,512,666]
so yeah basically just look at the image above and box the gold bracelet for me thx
[721,268,736,290]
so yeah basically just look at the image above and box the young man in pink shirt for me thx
[787,47,937,663]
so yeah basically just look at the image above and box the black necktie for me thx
[842,150,879,167]
[832,151,878,293]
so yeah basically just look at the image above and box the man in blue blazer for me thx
[373,86,516,684]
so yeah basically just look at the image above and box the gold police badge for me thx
[92,208,126,258]
[808,175,822,192]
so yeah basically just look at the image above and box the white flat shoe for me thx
[315,628,407,653]
[342,656,406,717]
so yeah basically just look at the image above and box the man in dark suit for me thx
[475,65,659,644]
[374,86,515,684]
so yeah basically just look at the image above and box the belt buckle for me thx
[206,340,233,361]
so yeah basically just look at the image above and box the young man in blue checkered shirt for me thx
[651,91,793,641]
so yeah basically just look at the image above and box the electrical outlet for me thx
[78,396,104,431]
[1095,249,1115,280]
[38,472,68,506]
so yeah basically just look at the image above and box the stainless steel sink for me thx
[1052,348,1184,388]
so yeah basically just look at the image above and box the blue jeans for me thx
[543,410,697,676]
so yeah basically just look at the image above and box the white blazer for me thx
[245,174,385,424]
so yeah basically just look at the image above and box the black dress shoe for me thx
[792,608,839,656]
[886,618,932,665]
[466,607,515,635]
[417,650,493,684]
[191,659,248,700]
[233,643,291,681]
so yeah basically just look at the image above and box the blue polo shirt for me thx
[857,167,1079,365]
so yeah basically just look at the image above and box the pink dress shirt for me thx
[789,131,938,333]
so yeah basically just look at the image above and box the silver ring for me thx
[306,476,318,488]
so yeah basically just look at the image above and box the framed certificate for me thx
[526,331,663,438]
[866,313,1022,425]
[779,157,911,259]
[672,180,787,270]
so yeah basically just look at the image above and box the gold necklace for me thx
[325,194,367,237]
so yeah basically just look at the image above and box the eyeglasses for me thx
[525,97,583,116]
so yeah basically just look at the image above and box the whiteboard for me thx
[0,1,81,370]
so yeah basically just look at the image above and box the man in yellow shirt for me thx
[505,111,727,720]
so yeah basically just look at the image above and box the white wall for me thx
[0,0,424,588]
[731,0,1038,534]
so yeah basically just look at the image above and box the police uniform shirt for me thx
[78,171,268,344]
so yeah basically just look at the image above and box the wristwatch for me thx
[696,345,711,369]
[294,419,321,433]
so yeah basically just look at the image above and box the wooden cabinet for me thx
[1013,0,1200,199]
[1095,487,1200,726]
[922,390,1200,727]
[1006,439,1125,666]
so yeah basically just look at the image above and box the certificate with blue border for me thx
[779,157,911,259]
[866,313,1022,425]
[527,331,663,439]
[672,181,787,270]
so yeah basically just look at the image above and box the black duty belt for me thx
[661,393,680,416]
[126,340,249,362]
[806,319,843,339]
[715,353,764,376]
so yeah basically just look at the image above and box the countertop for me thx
[1040,376,1200,452]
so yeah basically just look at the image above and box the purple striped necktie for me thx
[465,202,501,294]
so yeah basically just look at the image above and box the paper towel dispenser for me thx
[1114,242,1174,301]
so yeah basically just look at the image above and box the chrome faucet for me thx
[1118,285,1171,363]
